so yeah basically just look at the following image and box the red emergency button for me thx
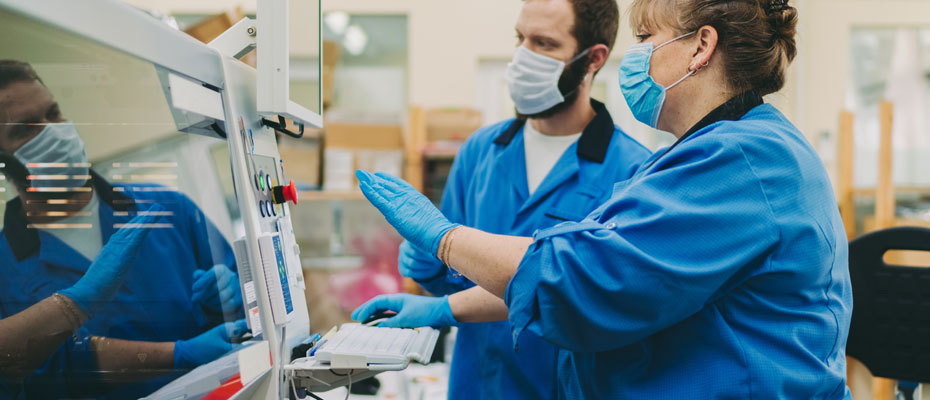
[272,180,298,205]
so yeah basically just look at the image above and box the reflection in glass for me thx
[0,9,243,399]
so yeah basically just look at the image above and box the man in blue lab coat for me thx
[392,1,650,398]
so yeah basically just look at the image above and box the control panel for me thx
[249,153,297,227]
[258,232,294,324]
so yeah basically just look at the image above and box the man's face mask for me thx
[506,45,591,117]
[13,122,90,190]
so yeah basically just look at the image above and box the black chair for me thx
[847,226,930,399]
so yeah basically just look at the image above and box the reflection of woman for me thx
[0,60,245,398]
[0,206,247,395]
[353,0,853,398]
[0,214,165,380]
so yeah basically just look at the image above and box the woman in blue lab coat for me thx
[353,0,853,398]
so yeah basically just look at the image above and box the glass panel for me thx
[322,13,408,114]
[290,0,322,115]
[0,8,243,399]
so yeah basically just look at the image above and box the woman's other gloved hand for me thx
[351,294,456,328]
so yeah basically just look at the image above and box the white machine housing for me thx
[0,0,317,398]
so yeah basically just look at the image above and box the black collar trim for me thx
[493,99,614,163]
[643,91,764,171]
[683,91,764,138]
[3,171,135,261]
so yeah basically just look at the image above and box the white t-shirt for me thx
[523,121,582,195]
[42,192,103,262]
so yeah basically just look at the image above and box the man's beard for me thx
[516,53,590,119]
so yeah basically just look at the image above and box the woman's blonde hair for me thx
[630,0,798,96]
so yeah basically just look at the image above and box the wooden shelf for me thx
[297,190,365,202]
[851,186,930,197]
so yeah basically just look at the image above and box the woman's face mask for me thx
[506,45,591,115]
[618,31,696,129]
[13,122,90,190]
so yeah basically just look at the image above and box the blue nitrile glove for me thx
[59,205,163,315]
[356,170,460,257]
[192,264,243,314]
[174,319,248,369]
[398,240,445,280]
[351,294,456,328]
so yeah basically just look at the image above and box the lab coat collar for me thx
[493,99,614,164]
[499,131,531,202]
[3,170,135,261]
[516,144,582,215]
[642,91,764,171]
[684,91,764,138]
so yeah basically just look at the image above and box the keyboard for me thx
[313,323,439,366]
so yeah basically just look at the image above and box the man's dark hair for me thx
[570,0,620,57]
[517,0,621,119]
[0,60,42,90]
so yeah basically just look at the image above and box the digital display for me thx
[272,235,294,314]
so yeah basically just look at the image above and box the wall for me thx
[796,0,930,147]
[121,0,635,109]
[123,0,930,147]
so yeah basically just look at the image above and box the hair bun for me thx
[766,0,789,14]
[764,0,798,62]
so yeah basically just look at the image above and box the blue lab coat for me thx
[409,100,651,399]
[505,93,853,399]
[0,172,236,399]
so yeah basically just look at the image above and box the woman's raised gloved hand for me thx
[355,170,459,257]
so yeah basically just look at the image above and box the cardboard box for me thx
[183,8,257,67]
[325,122,404,150]
[277,135,322,188]
[425,108,483,142]
[322,122,405,190]
[323,148,403,191]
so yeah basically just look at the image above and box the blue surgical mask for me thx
[13,122,90,189]
[619,32,697,128]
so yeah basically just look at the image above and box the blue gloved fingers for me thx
[397,240,445,280]
[107,204,165,246]
[376,315,407,329]
[193,265,242,313]
[357,294,456,329]
[373,172,415,190]
[175,319,249,369]
[224,319,249,339]
[214,265,234,289]
[397,240,417,278]
[191,267,217,304]
[356,170,460,256]
[357,175,391,211]
[218,285,242,311]
[351,294,404,322]
[59,205,165,313]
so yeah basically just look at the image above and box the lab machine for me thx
[0,0,436,398]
